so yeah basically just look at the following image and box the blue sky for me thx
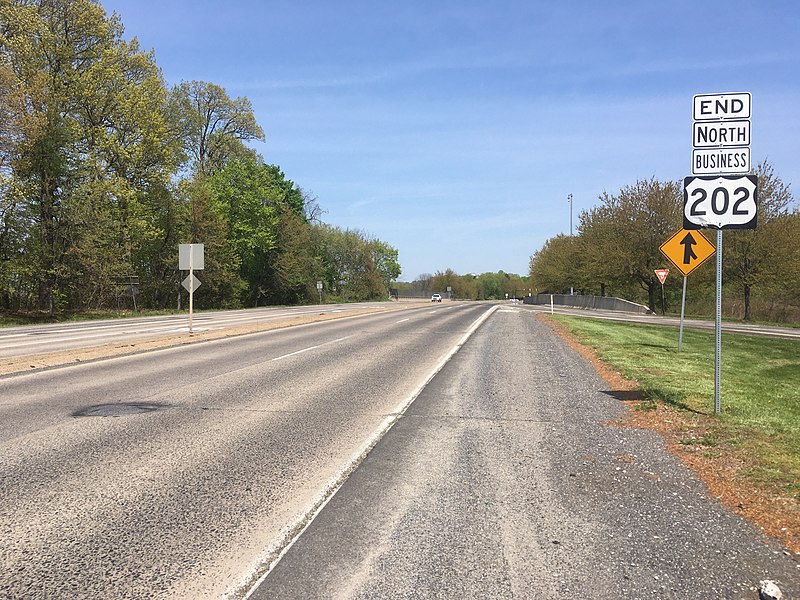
[103,0,800,281]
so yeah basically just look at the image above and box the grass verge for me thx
[547,314,800,554]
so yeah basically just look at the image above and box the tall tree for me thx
[529,234,584,295]
[0,0,177,312]
[313,225,388,301]
[170,80,264,176]
[370,239,401,288]
[723,160,795,320]
[578,178,682,312]
[208,156,294,305]
[1,0,120,312]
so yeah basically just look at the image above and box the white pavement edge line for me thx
[231,304,499,600]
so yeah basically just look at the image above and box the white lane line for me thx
[396,318,410,323]
[270,336,351,362]
[233,304,499,599]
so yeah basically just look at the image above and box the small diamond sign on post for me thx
[179,244,204,334]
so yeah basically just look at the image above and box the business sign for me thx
[683,175,758,230]
[692,92,751,176]
[660,229,716,277]
[692,148,750,175]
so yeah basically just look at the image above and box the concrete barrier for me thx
[523,294,651,314]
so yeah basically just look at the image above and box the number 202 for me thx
[690,186,751,216]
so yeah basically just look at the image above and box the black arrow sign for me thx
[680,232,699,265]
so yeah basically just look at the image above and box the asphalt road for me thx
[0,302,399,358]
[1,303,797,598]
[251,306,799,599]
[0,302,491,598]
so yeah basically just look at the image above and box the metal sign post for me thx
[189,252,194,334]
[678,276,687,353]
[715,230,723,414]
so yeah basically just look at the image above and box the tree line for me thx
[528,162,800,322]
[0,0,400,315]
[400,269,531,301]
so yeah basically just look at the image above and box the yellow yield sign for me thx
[660,229,715,277]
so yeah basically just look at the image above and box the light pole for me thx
[567,193,573,236]
[568,193,574,296]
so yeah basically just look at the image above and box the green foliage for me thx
[723,161,797,320]
[0,0,401,313]
[169,80,265,176]
[528,235,584,295]
[312,225,393,302]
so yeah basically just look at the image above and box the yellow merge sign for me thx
[660,229,715,276]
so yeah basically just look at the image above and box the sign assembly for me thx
[687,91,755,415]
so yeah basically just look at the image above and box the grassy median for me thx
[550,314,800,511]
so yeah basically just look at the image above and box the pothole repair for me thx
[73,403,165,417]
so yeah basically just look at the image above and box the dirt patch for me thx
[543,313,800,557]
[0,304,421,377]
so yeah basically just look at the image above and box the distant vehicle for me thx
[431,293,442,302]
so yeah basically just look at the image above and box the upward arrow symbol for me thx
[680,232,699,265]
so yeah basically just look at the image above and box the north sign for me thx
[660,229,716,277]
[692,120,750,148]
[683,175,758,230]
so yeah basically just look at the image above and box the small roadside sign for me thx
[692,92,751,121]
[179,244,204,270]
[178,243,204,334]
[655,269,669,285]
[181,274,201,292]
[660,229,716,277]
